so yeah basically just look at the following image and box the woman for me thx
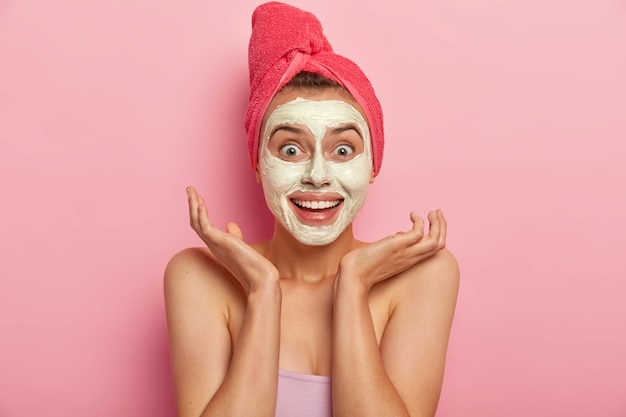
[164,3,459,417]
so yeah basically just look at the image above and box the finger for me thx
[437,209,447,250]
[401,210,446,262]
[427,210,439,238]
[226,222,244,240]
[197,195,215,237]
[187,186,200,230]
[410,211,425,237]
[420,210,441,252]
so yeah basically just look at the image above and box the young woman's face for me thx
[257,88,374,246]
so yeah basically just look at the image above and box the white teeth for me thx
[293,199,341,210]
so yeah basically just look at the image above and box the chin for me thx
[286,223,348,247]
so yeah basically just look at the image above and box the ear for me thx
[369,167,376,184]
[255,168,261,184]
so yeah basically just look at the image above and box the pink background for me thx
[1,0,625,416]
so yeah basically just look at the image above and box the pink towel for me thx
[244,1,385,175]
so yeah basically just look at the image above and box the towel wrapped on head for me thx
[245,1,385,175]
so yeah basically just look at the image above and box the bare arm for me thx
[332,211,459,417]
[164,188,282,417]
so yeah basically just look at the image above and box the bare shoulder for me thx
[390,248,460,306]
[164,246,222,283]
[413,248,460,279]
[164,247,243,301]
[163,247,246,339]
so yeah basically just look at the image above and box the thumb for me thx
[226,222,244,240]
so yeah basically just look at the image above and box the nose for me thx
[302,152,331,187]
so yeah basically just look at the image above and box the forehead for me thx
[261,88,368,134]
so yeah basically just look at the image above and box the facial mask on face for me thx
[258,97,373,246]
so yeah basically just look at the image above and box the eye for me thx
[279,144,303,158]
[333,144,354,158]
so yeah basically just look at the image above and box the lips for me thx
[288,194,343,225]
[292,199,342,210]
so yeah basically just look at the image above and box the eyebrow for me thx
[269,123,363,141]
[270,125,307,138]
[329,124,363,139]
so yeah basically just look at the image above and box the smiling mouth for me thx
[291,199,343,210]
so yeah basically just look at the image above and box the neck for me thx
[262,221,361,284]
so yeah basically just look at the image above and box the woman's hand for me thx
[186,186,280,294]
[338,210,446,290]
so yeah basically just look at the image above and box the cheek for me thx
[260,156,307,194]
[331,156,372,196]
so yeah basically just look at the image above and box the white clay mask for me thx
[258,97,373,246]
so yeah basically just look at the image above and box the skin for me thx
[164,87,460,417]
